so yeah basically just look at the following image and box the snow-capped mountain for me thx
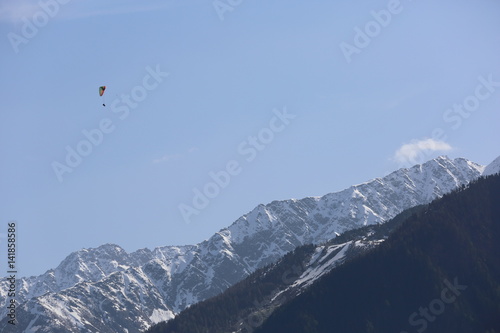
[0,244,152,305]
[483,155,500,176]
[0,156,490,332]
[146,204,425,333]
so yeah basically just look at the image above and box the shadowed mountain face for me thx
[145,205,424,333]
[0,156,488,332]
[254,174,500,333]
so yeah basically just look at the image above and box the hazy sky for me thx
[1,0,499,277]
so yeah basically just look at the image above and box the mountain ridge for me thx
[254,173,500,333]
[0,155,491,332]
[145,205,426,333]
[483,155,500,176]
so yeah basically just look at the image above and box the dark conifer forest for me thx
[146,174,500,333]
[255,174,500,333]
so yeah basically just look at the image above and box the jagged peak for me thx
[2,154,491,332]
[220,155,484,246]
[483,155,500,176]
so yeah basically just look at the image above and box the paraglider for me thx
[99,86,106,106]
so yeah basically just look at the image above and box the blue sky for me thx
[1,0,499,277]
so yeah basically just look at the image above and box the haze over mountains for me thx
[1,155,498,332]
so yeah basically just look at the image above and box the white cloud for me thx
[152,147,198,164]
[152,153,181,164]
[0,0,178,23]
[393,138,453,166]
[62,2,177,20]
[0,1,40,23]
[382,87,426,110]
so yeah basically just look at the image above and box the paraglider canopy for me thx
[99,86,106,106]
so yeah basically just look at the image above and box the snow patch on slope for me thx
[149,309,175,324]
[0,156,486,332]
